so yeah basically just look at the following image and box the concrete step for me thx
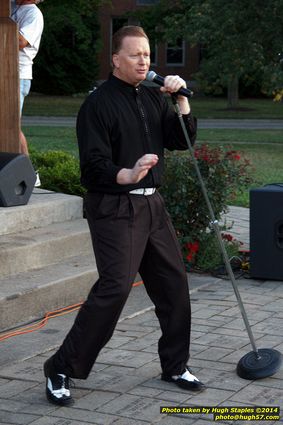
[0,254,98,332]
[0,218,93,278]
[0,189,83,236]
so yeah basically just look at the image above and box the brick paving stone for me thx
[190,323,219,333]
[193,333,250,350]
[184,387,234,405]
[154,390,193,403]
[141,377,196,396]
[96,348,157,368]
[191,303,210,313]
[254,335,283,349]
[116,337,158,352]
[189,358,236,372]
[128,386,163,398]
[230,383,283,405]
[208,326,262,339]
[198,368,249,392]
[141,344,160,354]
[73,390,121,411]
[192,307,229,319]
[190,344,209,356]
[252,318,283,336]
[195,346,234,361]
[129,362,161,379]
[74,372,147,393]
[0,379,38,399]
[29,419,99,425]
[97,393,171,422]
[0,359,43,382]
[219,347,257,364]
[0,410,40,424]
[254,378,283,390]
[110,419,152,425]
[0,397,56,415]
[192,318,234,328]
[49,407,117,425]
[102,335,134,349]
[93,364,136,376]
[115,322,155,334]
[159,415,196,424]
[221,318,257,330]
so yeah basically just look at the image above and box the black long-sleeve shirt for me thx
[77,74,197,193]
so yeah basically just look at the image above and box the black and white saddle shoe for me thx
[43,357,73,406]
[161,366,205,392]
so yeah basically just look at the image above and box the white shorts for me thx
[20,79,31,115]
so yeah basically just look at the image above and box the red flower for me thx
[186,241,199,253]
[186,253,193,262]
[185,241,199,264]
[222,233,233,242]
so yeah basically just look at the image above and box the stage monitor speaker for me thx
[0,152,36,207]
[250,184,283,280]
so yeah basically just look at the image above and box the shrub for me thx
[160,144,253,271]
[30,150,85,197]
[181,232,243,272]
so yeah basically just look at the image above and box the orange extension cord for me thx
[0,280,144,343]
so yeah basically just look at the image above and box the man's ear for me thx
[112,54,119,69]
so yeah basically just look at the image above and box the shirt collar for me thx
[108,74,142,94]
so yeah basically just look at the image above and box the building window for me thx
[166,39,185,66]
[136,0,159,4]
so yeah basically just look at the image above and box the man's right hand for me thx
[116,154,159,185]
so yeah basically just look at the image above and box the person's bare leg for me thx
[20,130,29,156]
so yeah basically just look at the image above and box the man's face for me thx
[112,36,150,86]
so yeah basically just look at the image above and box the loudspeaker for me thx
[0,153,36,207]
[250,184,283,280]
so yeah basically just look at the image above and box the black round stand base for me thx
[237,348,282,380]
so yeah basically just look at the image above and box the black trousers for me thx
[53,191,191,379]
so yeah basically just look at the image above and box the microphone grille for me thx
[146,71,156,82]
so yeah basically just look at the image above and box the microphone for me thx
[146,71,194,98]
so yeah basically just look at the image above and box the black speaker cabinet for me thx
[0,153,36,207]
[250,184,283,280]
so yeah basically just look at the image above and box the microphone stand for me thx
[171,94,282,380]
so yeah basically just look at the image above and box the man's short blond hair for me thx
[112,26,149,54]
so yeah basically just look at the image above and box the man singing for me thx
[44,25,205,406]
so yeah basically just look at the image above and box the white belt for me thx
[129,188,156,196]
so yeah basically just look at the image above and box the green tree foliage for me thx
[32,0,105,94]
[137,0,283,106]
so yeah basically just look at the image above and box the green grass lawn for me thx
[24,93,283,119]
[190,97,283,119]
[24,94,85,117]
[25,125,283,208]
[26,127,79,157]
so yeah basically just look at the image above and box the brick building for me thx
[97,0,200,86]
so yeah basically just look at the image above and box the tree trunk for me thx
[0,1,20,153]
[227,75,239,109]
